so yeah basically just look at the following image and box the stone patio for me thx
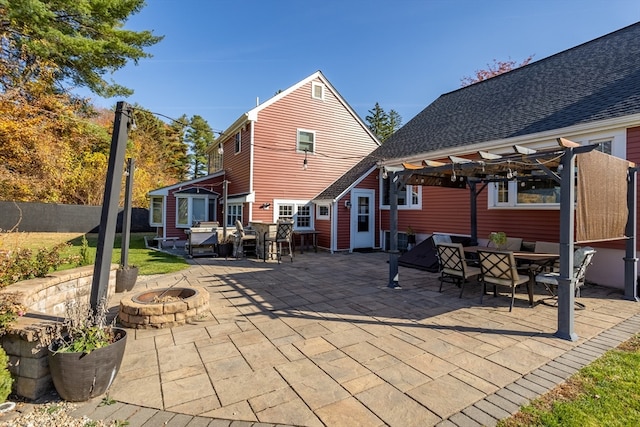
[70,250,639,426]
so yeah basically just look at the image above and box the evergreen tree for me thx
[365,103,402,142]
[0,0,163,97]
[186,115,214,179]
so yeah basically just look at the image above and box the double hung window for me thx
[276,201,313,230]
[380,177,421,209]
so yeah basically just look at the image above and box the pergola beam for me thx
[387,140,636,341]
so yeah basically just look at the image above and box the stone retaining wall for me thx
[0,265,117,400]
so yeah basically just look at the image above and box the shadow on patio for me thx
[105,251,638,426]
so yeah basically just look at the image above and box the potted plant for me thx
[488,232,508,249]
[47,299,127,402]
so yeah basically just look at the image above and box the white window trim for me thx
[312,82,325,100]
[274,199,314,230]
[234,132,241,154]
[487,181,561,210]
[175,195,213,228]
[379,177,422,210]
[297,129,316,153]
[316,203,330,220]
[487,132,623,210]
[150,196,164,227]
[226,203,243,227]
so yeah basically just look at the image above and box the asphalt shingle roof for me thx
[316,22,640,201]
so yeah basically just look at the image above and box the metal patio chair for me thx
[263,220,294,263]
[478,250,530,312]
[234,220,258,258]
[436,242,481,298]
[535,246,596,310]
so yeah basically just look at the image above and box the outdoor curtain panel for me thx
[576,149,629,243]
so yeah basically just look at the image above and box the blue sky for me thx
[87,0,640,134]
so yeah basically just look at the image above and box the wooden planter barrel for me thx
[47,328,127,402]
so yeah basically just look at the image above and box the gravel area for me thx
[0,394,114,427]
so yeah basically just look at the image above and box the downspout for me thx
[248,120,256,222]
[331,200,338,253]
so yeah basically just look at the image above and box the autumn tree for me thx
[0,0,162,97]
[0,71,111,204]
[366,102,403,143]
[460,55,535,87]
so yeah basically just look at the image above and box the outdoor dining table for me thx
[293,230,319,254]
[463,246,560,307]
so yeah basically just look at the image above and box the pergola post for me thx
[556,149,578,341]
[469,180,479,246]
[388,171,400,287]
[624,166,639,301]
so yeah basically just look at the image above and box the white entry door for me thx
[351,189,375,249]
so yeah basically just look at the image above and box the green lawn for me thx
[66,233,189,275]
[498,334,640,426]
[1,232,189,276]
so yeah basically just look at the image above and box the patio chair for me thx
[436,242,481,298]
[477,250,530,312]
[432,234,452,246]
[535,246,596,310]
[263,220,294,263]
[234,220,258,258]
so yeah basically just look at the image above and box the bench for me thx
[153,236,179,249]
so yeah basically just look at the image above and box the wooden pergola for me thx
[385,138,638,341]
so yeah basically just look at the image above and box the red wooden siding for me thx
[335,196,352,250]
[160,175,225,238]
[252,77,378,204]
[379,127,640,247]
[313,210,332,250]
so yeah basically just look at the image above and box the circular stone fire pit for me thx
[118,286,209,329]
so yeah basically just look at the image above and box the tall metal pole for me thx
[556,150,577,341]
[388,172,400,288]
[222,179,228,240]
[91,101,131,310]
[120,158,135,268]
[624,166,639,301]
[469,181,478,246]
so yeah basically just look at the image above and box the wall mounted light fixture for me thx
[344,200,351,209]
[260,203,271,210]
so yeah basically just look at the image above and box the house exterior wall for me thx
[252,77,378,218]
[156,72,379,245]
[374,125,640,288]
[152,176,224,240]
[331,170,382,252]
[335,195,352,250]
[313,210,331,250]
